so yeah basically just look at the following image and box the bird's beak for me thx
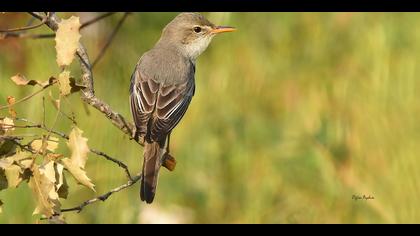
[211,26,236,34]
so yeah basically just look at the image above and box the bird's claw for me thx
[162,152,176,171]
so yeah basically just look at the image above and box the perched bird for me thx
[130,12,235,203]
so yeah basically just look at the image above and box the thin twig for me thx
[0,15,47,33]
[90,148,133,181]
[12,120,69,139]
[91,12,129,69]
[0,79,57,110]
[1,12,117,40]
[11,118,133,178]
[80,12,116,30]
[28,12,44,21]
[42,96,46,126]
[61,174,141,213]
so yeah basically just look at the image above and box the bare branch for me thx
[92,13,129,68]
[61,174,141,213]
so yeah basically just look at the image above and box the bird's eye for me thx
[193,27,202,33]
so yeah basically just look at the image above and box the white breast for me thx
[184,35,214,61]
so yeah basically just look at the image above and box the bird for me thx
[129,12,235,203]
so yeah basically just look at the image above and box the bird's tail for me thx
[140,141,164,203]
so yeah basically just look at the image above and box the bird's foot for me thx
[162,152,176,171]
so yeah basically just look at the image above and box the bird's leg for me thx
[162,132,176,171]
[166,132,171,154]
[130,125,137,140]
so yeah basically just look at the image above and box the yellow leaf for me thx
[55,163,64,190]
[57,72,85,96]
[0,158,12,169]
[20,160,34,169]
[5,151,32,181]
[61,158,95,191]
[30,136,59,154]
[67,127,89,168]
[0,200,3,213]
[8,150,31,162]
[40,161,56,184]
[58,70,72,96]
[28,164,57,217]
[55,16,81,67]
[4,164,22,188]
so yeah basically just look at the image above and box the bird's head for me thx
[157,12,236,61]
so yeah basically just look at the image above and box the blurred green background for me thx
[1,12,420,223]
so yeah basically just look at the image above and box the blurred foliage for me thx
[1,12,420,223]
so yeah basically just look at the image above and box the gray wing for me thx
[150,77,195,141]
[130,68,158,137]
[130,64,195,142]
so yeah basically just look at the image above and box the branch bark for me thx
[60,174,141,213]
[31,12,142,146]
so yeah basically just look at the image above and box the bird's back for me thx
[137,46,195,86]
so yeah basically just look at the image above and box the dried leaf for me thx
[55,16,81,67]
[61,158,95,191]
[58,70,72,96]
[0,139,16,157]
[21,160,33,170]
[10,74,41,86]
[57,71,85,96]
[56,164,68,199]
[0,170,7,191]
[0,159,12,169]
[41,161,56,184]
[30,136,59,154]
[55,163,64,188]
[5,151,32,182]
[28,164,57,217]
[46,153,63,162]
[67,127,89,168]
[0,117,15,134]
[7,96,17,119]
[48,214,66,224]
[7,150,31,162]
[40,77,58,88]
[4,164,22,188]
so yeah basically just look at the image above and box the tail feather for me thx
[140,141,163,203]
